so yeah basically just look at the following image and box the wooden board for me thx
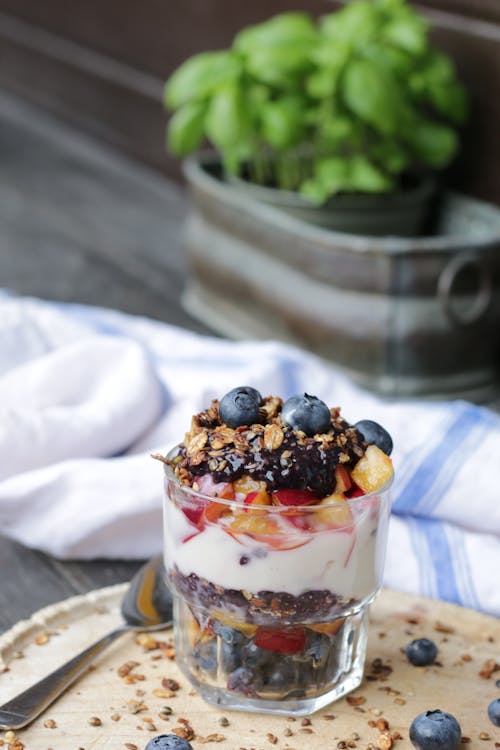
[1,586,499,750]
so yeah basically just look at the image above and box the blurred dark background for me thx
[0,0,499,202]
[0,1,500,328]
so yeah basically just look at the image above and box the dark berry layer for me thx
[170,567,357,625]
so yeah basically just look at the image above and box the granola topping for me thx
[168,396,366,494]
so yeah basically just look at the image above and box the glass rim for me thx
[162,445,393,513]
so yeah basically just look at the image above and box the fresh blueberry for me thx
[409,710,461,750]
[145,735,193,750]
[488,698,500,727]
[282,394,331,436]
[263,660,297,691]
[213,623,245,673]
[405,638,438,667]
[192,638,217,673]
[354,419,393,456]
[219,386,262,428]
[227,666,257,695]
[305,632,331,668]
[213,622,245,646]
[243,641,271,669]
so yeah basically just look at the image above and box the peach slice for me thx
[229,512,310,550]
[315,494,353,530]
[212,611,258,638]
[234,475,267,499]
[203,500,232,524]
[351,445,393,494]
[308,618,346,635]
[334,466,352,493]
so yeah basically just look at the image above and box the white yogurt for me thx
[164,501,386,600]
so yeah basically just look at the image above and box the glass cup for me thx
[163,454,392,715]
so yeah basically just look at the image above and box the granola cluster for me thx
[167,395,366,495]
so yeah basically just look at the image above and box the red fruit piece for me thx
[181,505,204,526]
[254,626,307,655]
[273,489,318,506]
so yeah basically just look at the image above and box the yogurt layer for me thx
[164,501,388,600]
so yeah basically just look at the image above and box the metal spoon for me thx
[0,556,172,730]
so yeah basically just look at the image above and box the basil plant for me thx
[164,0,468,203]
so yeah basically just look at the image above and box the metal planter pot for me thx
[182,155,500,401]
[228,172,436,237]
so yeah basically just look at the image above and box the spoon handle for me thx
[0,625,129,730]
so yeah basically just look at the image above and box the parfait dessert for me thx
[160,387,393,715]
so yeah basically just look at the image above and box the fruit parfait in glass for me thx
[160,387,394,715]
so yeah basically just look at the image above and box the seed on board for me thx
[88,716,102,726]
[43,719,57,728]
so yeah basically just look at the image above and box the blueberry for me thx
[219,386,262,428]
[227,666,257,695]
[192,638,217,673]
[263,660,297,691]
[213,622,245,646]
[243,641,271,669]
[354,419,393,456]
[405,638,438,667]
[409,710,461,750]
[488,698,500,727]
[282,394,331,436]
[145,735,193,750]
[305,632,331,668]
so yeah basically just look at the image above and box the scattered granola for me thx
[198,734,226,743]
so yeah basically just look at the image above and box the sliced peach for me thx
[203,500,232,524]
[229,512,310,550]
[351,445,393,494]
[315,494,353,530]
[334,466,352,493]
[212,611,258,638]
[234,475,267,499]
[186,611,215,647]
[308,618,346,635]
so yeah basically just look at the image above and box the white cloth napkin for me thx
[1,291,499,617]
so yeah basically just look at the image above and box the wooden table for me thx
[0,89,210,634]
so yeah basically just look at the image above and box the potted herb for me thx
[164,0,468,236]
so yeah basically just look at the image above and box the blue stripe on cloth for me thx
[275,354,303,399]
[419,517,462,604]
[408,517,433,598]
[393,404,484,515]
[449,525,481,611]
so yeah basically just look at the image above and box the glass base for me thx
[174,597,369,716]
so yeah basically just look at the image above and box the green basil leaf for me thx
[348,156,394,192]
[320,2,382,43]
[244,41,314,86]
[300,178,330,204]
[234,12,316,55]
[370,140,409,175]
[341,58,404,135]
[167,101,206,156]
[314,157,349,194]
[259,97,306,149]
[164,51,241,109]
[428,81,468,124]
[383,14,428,55]
[205,84,250,150]
[406,120,458,167]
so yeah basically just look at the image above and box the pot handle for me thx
[438,253,493,327]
